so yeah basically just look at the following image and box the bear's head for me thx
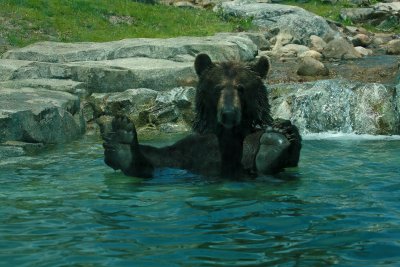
[193,53,272,135]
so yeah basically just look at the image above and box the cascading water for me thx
[269,79,400,135]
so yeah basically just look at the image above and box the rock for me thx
[88,87,195,131]
[0,78,86,95]
[108,15,135,25]
[351,33,372,47]
[373,2,400,13]
[238,32,271,51]
[272,32,294,50]
[155,86,196,108]
[297,56,329,76]
[0,59,33,81]
[269,79,399,135]
[340,3,400,29]
[173,1,196,8]
[340,8,374,23]
[386,39,400,55]
[322,37,362,59]
[1,33,262,93]
[67,57,196,93]
[372,33,393,46]
[87,88,158,121]
[0,87,85,144]
[298,50,323,61]
[216,1,336,46]
[273,44,310,58]
[0,141,45,160]
[309,35,327,53]
[354,46,373,56]
[3,33,258,63]
[0,37,7,46]
[148,104,180,125]
[325,55,400,84]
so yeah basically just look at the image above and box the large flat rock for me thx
[0,78,86,94]
[0,59,33,81]
[67,57,196,92]
[1,33,264,93]
[0,87,85,144]
[0,58,195,93]
[2,33,258,63]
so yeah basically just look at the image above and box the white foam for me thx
[302,132,400,141]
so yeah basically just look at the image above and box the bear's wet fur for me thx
[101,54,302,179]
[193,54,274,178]
[193,54,272,135]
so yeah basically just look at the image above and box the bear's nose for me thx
[220,109,239,128]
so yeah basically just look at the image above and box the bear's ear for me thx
[194,53,214,76]
[250,56,270,79]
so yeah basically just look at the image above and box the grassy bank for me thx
[1,0,398,52]
[0,0,250,48]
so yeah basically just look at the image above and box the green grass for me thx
[0,0,251,47]
[283,0,346,22]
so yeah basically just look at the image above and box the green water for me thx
[1,135,400,266]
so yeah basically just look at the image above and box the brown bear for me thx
[193,53,273,178]
[101,54,301,179]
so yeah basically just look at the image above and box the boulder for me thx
[354,46,373,56]
[298,50,323,61]
[351,33,372,47]
[309,35,327,53]
[67,57,196,93]
[322,37,362,59]
[386,39,400,55]
[340,8,374,23]
[216,1,336,46]
[273,44,310,58]
[87,88,158,124]
[269,79,400,135]
[0,87,85,144]
[340,3,400,29]
[297,56,329,76]
[88,87,195,131]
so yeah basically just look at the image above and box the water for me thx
[1,134,400,266]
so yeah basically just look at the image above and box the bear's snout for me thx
[218,107,241,129]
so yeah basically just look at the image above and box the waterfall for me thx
[269,79,400,135]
